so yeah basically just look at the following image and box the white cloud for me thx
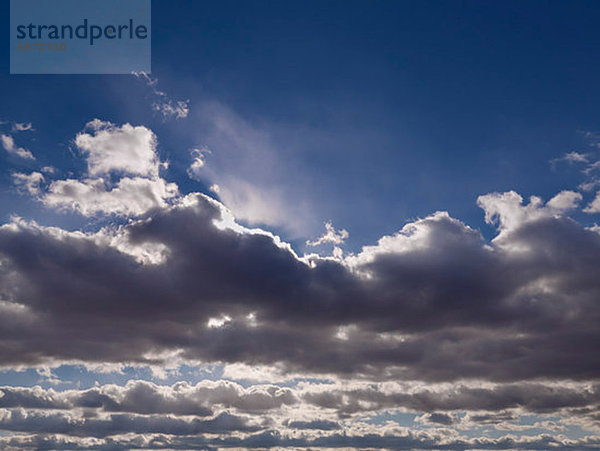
[1,134,35,160]
[75,120,160,178]
[583,191,600,214]
[40,166,56,174]
[43,177,178,216]
[153,99,190,119]
[12,172,44,195]
[186,147,211,181]
[477,190,582,236]
[26,120,180,217]
[134,72,190,120]
[306,221,349,247]
[557,151,589,164]
[545,190,583,211]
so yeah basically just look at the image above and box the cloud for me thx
[75,120,162,178]
[194,101,315,234]
[0,379,598,447]
[11,122,34,133]
[0,409,257,437]
[286,419,340,430]
[186,147,211,181]
[0,379,297,416]
[300,380,600,417]
[584,191,600,214]
[12,172,44,195]
[1,428,596,450]
[134,72,189,120]
[1,134,35,160]
[1,118,599,448]
[545,190,583,211]
[416,412,456,425]
[306,221,349,247]
[477,190,583,240]
[5,379,598,421]
[551,151,589,166]
[0,189,598,384]
[153,100,190,120]
[550,146,600,207]
[43,176,179,216]
[216,178,308,230]
[29,120,178,217]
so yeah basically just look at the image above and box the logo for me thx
[10,0,151,74]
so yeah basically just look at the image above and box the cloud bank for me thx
[1,121,599,448]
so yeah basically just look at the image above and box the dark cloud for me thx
[419,412,456,425]
[285,419,340,430]
[465,411,518,425]
[0,193,599,384]
[0,380,297,416]
[301,382,600,417]
[0,409,257,438]
[2,429,597,450]
[2,380,598,424]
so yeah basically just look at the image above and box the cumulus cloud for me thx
[1,134,35,160]
[0,379,296,416]
[0,409,257,437]
[0,189,598,384]
[546,190,583,211]
[30,120,178,217]
[0,427,597,450]
[477,190,584,240]
[0,378,598,447]
[75,120,162,178]
[43,177,178,217]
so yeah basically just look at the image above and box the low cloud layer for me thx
[0,379,598,447]
[0,187,599,381]
[1,121,599,447]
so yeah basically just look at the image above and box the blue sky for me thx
[1,1,600,449]
[2,0,600,246]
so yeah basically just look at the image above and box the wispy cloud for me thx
[11,122,34,132]
[134,72,190,120]
[1,133,35,160]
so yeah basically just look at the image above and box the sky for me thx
[0,1,600,449]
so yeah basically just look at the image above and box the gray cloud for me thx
[0,380,297,416]
[0,378,598,447]
[1,380,598,425]
[1,429,597,450]
[0,409,257,438]
[0,191,599,384]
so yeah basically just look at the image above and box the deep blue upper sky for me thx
[1,0,599,250]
